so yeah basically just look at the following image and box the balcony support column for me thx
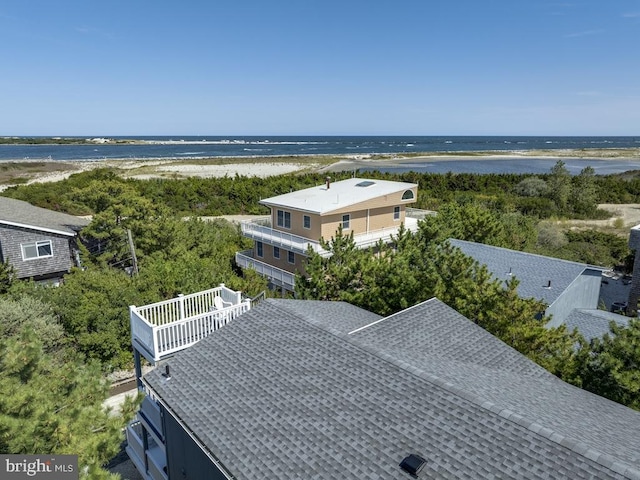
[134,349,143,389]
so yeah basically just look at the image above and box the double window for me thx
[21,240,53,260]
[277,210,291,229]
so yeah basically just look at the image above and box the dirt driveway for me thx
[561,204,640,231]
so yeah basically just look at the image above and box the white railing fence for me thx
[235,251,296,290]
[130,284,250,362]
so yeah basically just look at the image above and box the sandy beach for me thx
[1,148,639,190]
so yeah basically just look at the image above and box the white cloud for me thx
[622,12,640,18]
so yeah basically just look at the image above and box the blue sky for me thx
[1,1,638,136]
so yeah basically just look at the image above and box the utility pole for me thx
[126,229,139,276]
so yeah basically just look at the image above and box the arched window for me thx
[402,190,414,200]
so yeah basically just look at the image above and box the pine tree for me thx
[0,326,140,478]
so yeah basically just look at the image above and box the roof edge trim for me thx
[0,219,77,237]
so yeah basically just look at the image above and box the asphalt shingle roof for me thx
[145,298,640,479]
[564,308,630,341]
[449,239,602,307]
[0,196,89,235]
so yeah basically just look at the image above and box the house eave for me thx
[0,219,78,237]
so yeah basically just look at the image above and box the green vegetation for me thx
[0,295,140,479]
[1,156,639,479]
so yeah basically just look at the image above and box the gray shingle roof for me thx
[449,239,602,307]
[564,308,630,341]
[0,196,89,235]
[145,298,640,479]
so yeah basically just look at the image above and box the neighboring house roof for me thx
[449,239,602,307]
[0,196,89,236]
[259,178,418,215]
[564,308,630,341]
[144,298,640,479]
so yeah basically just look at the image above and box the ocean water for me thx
[1,135,639,175]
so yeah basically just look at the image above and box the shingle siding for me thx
[0,224,76,279]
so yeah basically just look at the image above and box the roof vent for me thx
[356,180,375,187]
[399,454,426,477]
[162,365,172,380]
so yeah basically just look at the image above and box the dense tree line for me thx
[5,161,640,218]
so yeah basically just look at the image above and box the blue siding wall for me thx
[163,406,229,480]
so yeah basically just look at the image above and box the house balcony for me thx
[236,250,296,291]
[126,420,168,480]
[130,284,251,363]
[240,216,330,256]
[240,209,434,254]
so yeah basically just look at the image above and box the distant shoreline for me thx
[0,148,639,191]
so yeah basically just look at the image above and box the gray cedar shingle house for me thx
[0,196,89,281]
[448,239,630,337]
[135,298,640,479]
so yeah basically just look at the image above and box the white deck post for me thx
[178,294,185,321]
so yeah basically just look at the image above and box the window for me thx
[303,215,311,229]
[394,206,401,220]
[402,189,415,200]
[341,214,350,230]
[277,210,291,229]
[273,246,280,259]
[288,251,295,264]
[256,241,263,258]
[21,240,53,260]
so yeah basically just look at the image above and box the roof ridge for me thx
[449,238,605,270]
[347,298,437,335]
